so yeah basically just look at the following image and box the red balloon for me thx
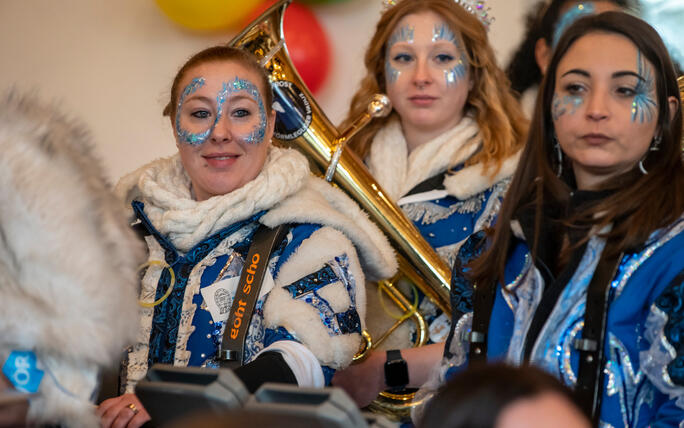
[244,1,331,94]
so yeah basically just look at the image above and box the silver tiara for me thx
[382,0,494,30]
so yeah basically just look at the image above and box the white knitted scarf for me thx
[116,146,309,253]
[367,117,520,201]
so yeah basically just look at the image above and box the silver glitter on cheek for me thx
[632,50,657,123]
[176,77,212,146]
[385,59,400,84]
[228,77,267,145]
[552,92,583,121]
[444,57,467,87]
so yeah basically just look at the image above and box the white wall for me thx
[0,0,533,183]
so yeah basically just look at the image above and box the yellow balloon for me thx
[155,0,264,31]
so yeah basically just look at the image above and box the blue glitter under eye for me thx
[176,77,212,146]
[228,77,267,145]
[552,93,583,120]
[175,76,267,146]
[632,51,657,123]
[552,3,595,48]
[444,59,467,87]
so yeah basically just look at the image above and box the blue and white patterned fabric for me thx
[366,117,520,344]
[115,147,397,392]
[437,214,684,427]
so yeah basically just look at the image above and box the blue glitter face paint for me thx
[433,23,467,87]
[176,78,211,145]
[552,3,596,47]
[386,25,414,84]
[175,76,267,146]
[552,92,584,121]
[631,51,657,123]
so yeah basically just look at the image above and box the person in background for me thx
[97,46,396,428]
[506,0,629,115]
[418,364,590,428]
[423,11,683,427]
[331,0,527,408]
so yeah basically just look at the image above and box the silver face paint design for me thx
[552,92,584,121]
[175,76,267,146]
[631,51,657,123]
[552,3,596,48]
[386,25,414,85]
[433,23,467,87]
[227,77,267,144]
[176,78,211,145]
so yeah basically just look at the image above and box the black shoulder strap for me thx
[218,224,288,368]
[574,249,624,423]
[467,281,497,364]
[405,171,447,197]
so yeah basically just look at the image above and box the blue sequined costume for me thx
[116,148,396,392]
[438,214,684,427]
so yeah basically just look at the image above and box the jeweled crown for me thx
[382,0,495,30]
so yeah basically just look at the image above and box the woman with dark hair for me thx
[96,45,396,427]
[506,0,629,114]
[418,364,589,428]
[421,11,684,427]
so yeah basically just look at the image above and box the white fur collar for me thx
[115,146,310,253]
[367,116,481,200]
[367,117,521,201]
[116,147,397,280]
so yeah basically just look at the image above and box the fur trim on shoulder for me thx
[443,149,521,200]
[0,92,143,426]
[114,147,310,253]
[261,176,397,281]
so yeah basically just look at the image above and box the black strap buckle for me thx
[467,331,486,343]
[573,338,598,352]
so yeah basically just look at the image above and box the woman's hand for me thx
[97,393,150,428]
[331,350,385,407]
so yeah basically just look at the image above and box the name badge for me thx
[201,272,275,324]
[2,351,44,394]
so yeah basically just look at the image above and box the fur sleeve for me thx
[263,226,365,370]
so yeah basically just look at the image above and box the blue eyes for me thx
[391,53,457,64]
[233,109,251,118]
[191,110,210,119]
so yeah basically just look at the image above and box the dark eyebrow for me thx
[561,68,590,78]
[612,71,645,81]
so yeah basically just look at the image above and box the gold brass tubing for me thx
[371,279,428,349]
[352,330,373,362]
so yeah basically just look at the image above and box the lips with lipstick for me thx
[203,152,240,167]
[409,95,438,106]
[581,133,613,145]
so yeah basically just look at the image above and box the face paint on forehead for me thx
[176,77,212,145]
[227,77,268,144]
[175,76,268,146]
[552,3,596,48]
[552,92,584,121]
[433,23,468,88]
[385,25,414,85]
[631,50,657,123]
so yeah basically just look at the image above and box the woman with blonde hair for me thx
[332,0,527,408]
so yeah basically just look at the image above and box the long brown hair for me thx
[342,0,527,177]
[469,12,684,288]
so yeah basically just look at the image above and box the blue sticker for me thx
[2,351,44,394]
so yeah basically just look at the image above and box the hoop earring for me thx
[639,134,662,175]
[554,135,563,177]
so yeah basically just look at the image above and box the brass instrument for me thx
[229,0,451,419]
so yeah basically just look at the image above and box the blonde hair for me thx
[343,0,527,177]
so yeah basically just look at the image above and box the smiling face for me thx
[173,60,274,201]
[551,32,660,190]
[384,11,471,139]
